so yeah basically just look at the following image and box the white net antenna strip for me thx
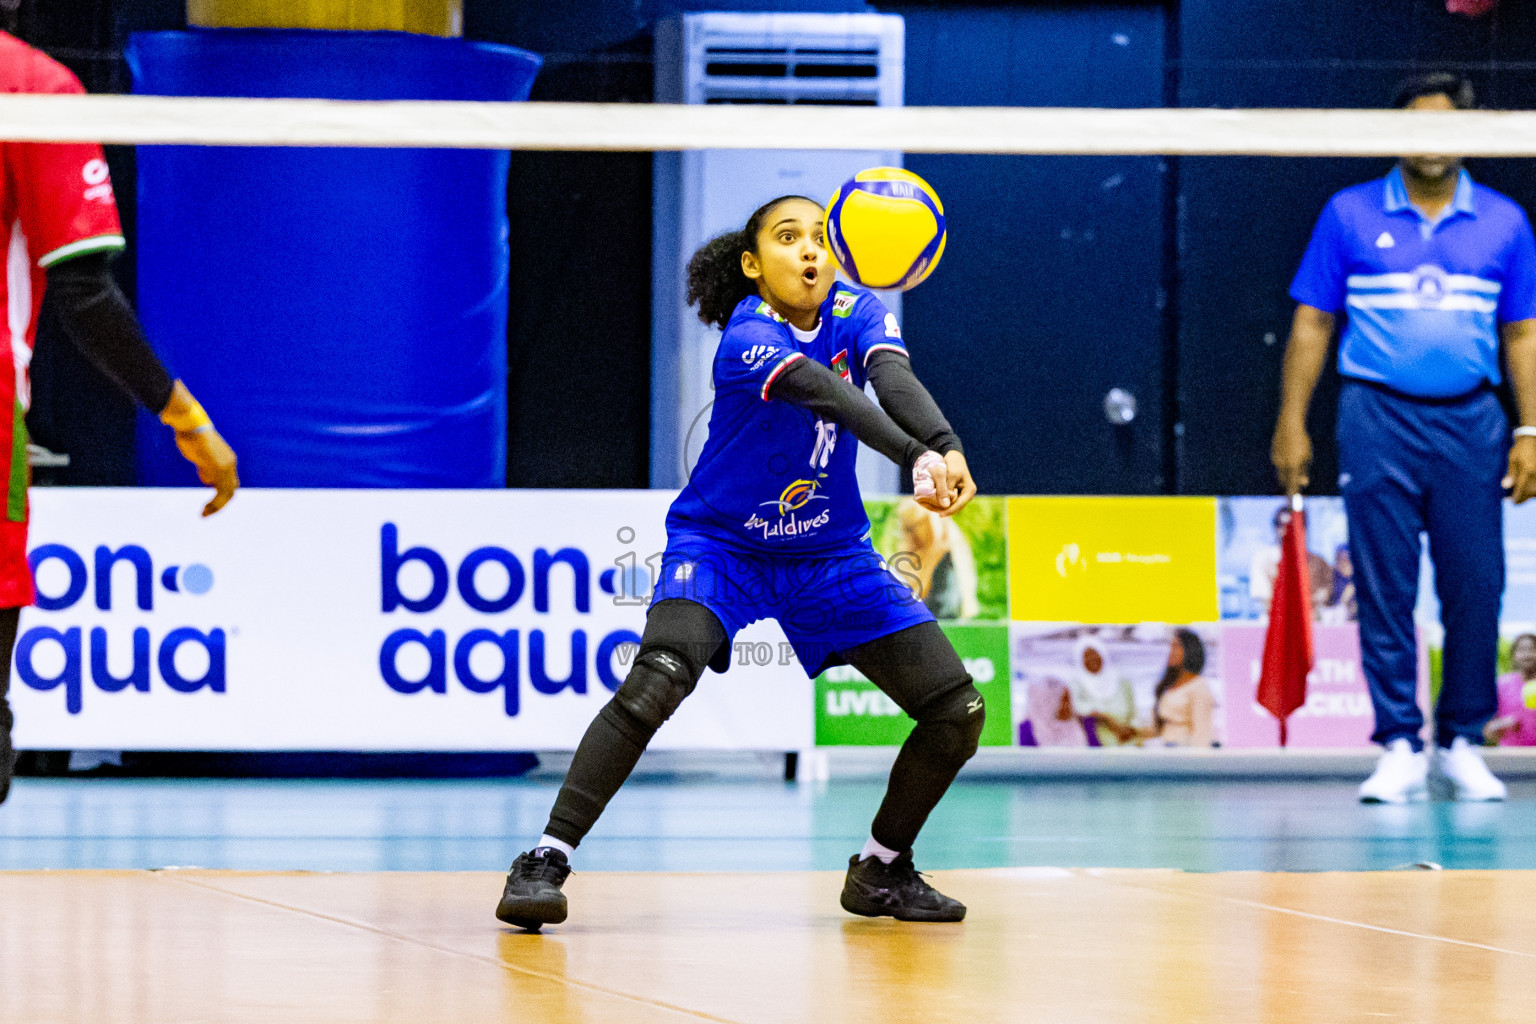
[3,95,1536,155]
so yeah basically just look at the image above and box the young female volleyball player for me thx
[497,195,980,928]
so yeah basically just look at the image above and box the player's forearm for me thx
[865,350,963,455]
[770,357,926,475]
[1276,305,1334,427]
[46,253,174,414]
[1502,320,1536,427]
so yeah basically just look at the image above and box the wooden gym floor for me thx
[4,865,1533,1023]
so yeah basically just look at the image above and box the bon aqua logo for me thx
[19,543,226,714]
[378,524,643,716]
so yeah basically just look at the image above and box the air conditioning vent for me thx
[794,63,878,79]
[660,13,903,106]
[704,61,788,78]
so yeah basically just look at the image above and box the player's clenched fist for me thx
[940,450,977,517]
[912,450,953,513]
[160,380,239,516]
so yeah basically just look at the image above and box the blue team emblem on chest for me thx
[832,292,857,318]
[1411,264,1448,308]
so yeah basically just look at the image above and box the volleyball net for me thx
[1,95,1535,153]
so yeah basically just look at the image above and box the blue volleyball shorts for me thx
[650,532,935,677]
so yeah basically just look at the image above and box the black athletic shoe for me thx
[840,851,966,922]
[496,848,572,931]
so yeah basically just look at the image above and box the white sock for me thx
[860,836,901,864]
[536,835,575,859]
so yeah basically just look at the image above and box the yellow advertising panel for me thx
[1007,497,1217,623]
[189,0,462,36]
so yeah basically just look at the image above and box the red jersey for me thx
[0,32,126,606]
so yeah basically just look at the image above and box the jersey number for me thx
[811,418,837,469]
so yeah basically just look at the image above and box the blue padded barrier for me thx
[128,30,540,487]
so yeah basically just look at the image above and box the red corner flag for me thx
[1257,496,1315,746]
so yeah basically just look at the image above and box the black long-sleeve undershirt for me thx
[45,253,174,415]
[768,356,926,477]
[767,351,965,480]
[865,349,962,456]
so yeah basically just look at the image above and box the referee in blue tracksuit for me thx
[1272,73,1536,803]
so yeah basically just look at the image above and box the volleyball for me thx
[825,167,947,291]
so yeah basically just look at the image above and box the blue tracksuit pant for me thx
[1338,380,1506,751]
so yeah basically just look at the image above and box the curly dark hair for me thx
[685,194,819,329]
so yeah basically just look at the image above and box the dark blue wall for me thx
[466,0,872,53]
[897,5,1169,495]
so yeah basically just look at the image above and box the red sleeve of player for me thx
[8,55,125,269]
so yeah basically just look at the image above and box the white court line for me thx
[967,866,1077,879]
[1099,872,1536,960]
[163,872,738,1024]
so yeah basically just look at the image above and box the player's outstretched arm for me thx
[46,253,239,516]
[866,351,975,515]
[768,357,956,511]
[865,350,960,453]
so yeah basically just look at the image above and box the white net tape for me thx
[2,95,1535,154]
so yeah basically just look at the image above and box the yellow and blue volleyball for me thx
[825,167,946,291]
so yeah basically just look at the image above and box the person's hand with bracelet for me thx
[160,380,239,516]
[1504,425,1536,504]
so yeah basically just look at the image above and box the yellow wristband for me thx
[161,396,213,434]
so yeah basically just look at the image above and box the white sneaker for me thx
[1437,737,1507,802]
[1358,738,1429,804]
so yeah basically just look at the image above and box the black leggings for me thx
[0,607,21,803]
[543,599,983,853]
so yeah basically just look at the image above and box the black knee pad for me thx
[913,683,985,764]
[612,647,700,733]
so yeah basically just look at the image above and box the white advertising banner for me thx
[11,489,812,751]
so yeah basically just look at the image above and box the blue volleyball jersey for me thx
[1291,167,1536,398]
[666,283,909,552]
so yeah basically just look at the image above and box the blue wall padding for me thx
[127,30,541,487]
